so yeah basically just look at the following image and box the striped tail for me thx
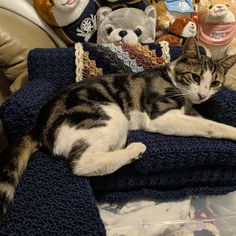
[0,134,39,219]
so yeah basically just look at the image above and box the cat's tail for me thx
[0,134,39,220]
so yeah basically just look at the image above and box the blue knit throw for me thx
[0,45,236,234]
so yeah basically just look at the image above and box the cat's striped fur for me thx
[1,38,236,219]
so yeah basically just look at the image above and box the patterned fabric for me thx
[74,42,174,81]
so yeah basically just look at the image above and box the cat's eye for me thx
[192,74,200,84]
[209,4,213,9]
[211,81,221,87]
[134,28,142,37]
[106,27,113,35]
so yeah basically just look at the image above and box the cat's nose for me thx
[198,93,207,100]
[119,30,128,38]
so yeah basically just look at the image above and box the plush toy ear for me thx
[97,7,112,26]
[144,5,156,23]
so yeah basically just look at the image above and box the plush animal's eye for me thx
[192,74,200,84]
[226,4,229,7]
[106,27,113,35]
[134,28,142,37]
[209,4,213,9]
[211,80,221,87]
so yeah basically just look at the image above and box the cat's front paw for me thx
[126,142,146,162]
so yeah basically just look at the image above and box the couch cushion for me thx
[0,8,56,95]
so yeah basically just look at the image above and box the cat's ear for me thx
[215,54,236,75]
[182,37,200,59]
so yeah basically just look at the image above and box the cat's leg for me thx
[70,142,146,176]
[145,109,236,140]
[54,103,146,176]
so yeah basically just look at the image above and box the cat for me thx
[1,37,236,219]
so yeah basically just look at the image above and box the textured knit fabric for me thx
[0,152,105,235]
[0,43,236,234]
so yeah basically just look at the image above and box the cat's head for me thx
[169,37,236,104]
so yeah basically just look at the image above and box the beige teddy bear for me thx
[198,0,236,60]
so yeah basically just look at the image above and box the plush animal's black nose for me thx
[119,30,127,38]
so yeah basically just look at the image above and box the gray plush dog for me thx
[96,6,156,45]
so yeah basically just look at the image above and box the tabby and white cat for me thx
[1,37,236,218]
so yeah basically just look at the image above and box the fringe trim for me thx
[75,43,84,82]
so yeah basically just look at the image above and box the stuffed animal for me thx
[98,0,151,10]
[156,16,197,45]
[34,0,100,45]
[150,0,194,37]
[96,6,156,45]
[198,0,236,59]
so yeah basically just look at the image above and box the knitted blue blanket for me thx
[0,45,236,234]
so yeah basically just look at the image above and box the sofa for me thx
[0,1,66,153]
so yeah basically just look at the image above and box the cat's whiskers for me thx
[167,91,191,99]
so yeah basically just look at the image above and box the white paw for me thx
[126,142,146,161]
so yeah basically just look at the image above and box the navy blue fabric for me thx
[0,153,105,235]
[61,0,99,43]
[0,48,76,142]
[0,45,236,234]
[0,48,105,235]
